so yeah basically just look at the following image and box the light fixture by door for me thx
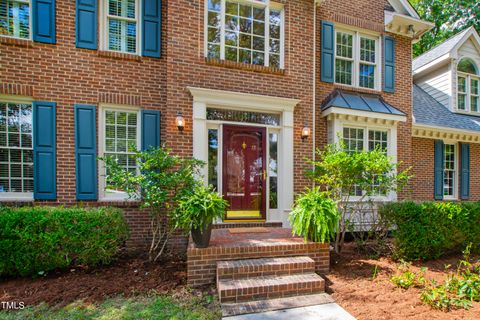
[176,112,185,131]
[301,124,311,140]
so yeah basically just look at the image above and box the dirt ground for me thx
[2,246,480,319]
[327,243,480,320]
[0,256,188,307]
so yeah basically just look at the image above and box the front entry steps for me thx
[217,256,330,317]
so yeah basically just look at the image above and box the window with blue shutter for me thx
[142,0,162,58]
[321,21,335,83]
[383,36,395,93]
[32,0,56,44]
[460,143,470,200]
[33,101,56,200]
[75,105,98,200]
[141,110,160,150]
[434,140,444,200]
[76,0,98,49]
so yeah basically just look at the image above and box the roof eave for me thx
[413,53,452,77]
[385,11,434,40]
[322,106,407,122]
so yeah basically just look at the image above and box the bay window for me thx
[456,58,479,113]
[206,0,284,69]
[342,126,390,197]
[335,28,380,90]
[0,0,30,39]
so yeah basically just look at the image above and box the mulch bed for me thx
[0,256,187,307]
[326,242,480,320]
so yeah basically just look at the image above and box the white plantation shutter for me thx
[107,0,137,53]
[104,110,138,191]
[0,0,31,39]
[0,102,34,193]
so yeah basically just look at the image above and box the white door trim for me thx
[188,87,299,226]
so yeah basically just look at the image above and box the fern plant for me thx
[289,187,340,243]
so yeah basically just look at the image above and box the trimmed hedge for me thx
[380,202,480,261]
[0,206,129,277]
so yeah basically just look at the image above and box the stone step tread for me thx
[221,293,334,317]
[218,273,324,292]
[218,256,314,269]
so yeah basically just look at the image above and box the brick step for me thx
[218,273,325,303]
[221,293,334,317]
[217,256,315,281]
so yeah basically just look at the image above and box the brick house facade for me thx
[1,0,437,252]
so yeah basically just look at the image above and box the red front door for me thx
[223,125,266,221]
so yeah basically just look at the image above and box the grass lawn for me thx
[0,294,221,320]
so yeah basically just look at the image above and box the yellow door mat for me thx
[228,227,270,234]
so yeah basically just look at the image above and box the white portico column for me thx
[278,109,294,227]
[192,101,208,184]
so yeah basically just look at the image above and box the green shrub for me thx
[289,187,340,243]
[0,206,129,277]
[379,201,479,260]
[390,262,426,289]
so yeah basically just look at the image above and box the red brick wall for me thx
[411,137,480,202]
[0,0,171,251]
[314,1,413,201]
[1,0,420,253]
[164,0,316,193]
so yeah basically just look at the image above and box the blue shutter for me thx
[383,36,395,93]
[320,21,335,83]
[75,105,98,200]
[434,140,444,200]
[33,101,56,200]
[460,143,470,200]
[76,0,98,49]
[32,0,56,44]
[141,110,160,150]
[142,0,162,58]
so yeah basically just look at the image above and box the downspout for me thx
[312,0,317,185]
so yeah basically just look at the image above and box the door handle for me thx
[263,169,267,180]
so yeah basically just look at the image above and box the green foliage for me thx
[0,294,220,320]
[172,184,228,231]
[289,187,340,243]
[379,202,480,261]
[390,262,426,289]
[307,140,411,253]
[411,0,479,57]
[100,148,203,210]
[0,206,128,277]
[420,245,480,311]
[99,147,204,261]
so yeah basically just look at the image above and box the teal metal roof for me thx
[321,90,406,116]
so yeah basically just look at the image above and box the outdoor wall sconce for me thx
[176,112,185,131]
[301,125,311,141]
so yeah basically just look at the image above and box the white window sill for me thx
[0,193,34,202]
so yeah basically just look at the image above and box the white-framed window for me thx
[334,28,381,90]
[101,0,140,54]
[342,126,390,197]
[443,143,457,199]
[0,0,31,40]
[0,100,34,200]
[99,105,140,200]
[456,58,479,113]
[205,0,285,69]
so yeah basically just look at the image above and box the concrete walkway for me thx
[223,303,356,320]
